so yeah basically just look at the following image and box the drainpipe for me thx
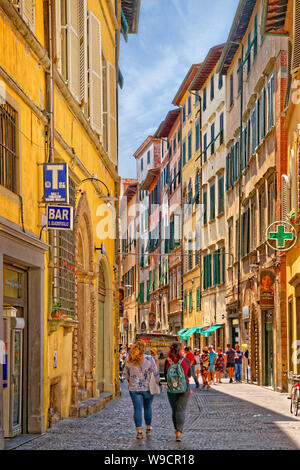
[238,45,244,335]
[48,0,55,163]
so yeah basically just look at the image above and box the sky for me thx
[118,0,239,178]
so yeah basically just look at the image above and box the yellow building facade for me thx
[261,0,300,379]
[0,0,139,445]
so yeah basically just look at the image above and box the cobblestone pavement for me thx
[16,379,300,450]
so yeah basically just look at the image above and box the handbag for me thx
[149,372,160,395]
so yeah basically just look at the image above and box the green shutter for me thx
[221,246,225,283]
[189,291,192,311]
[183,139,186,166]
[184,294,187,312]
[196,289,200,309]
[207,254,212,288]
[188,132,192,160]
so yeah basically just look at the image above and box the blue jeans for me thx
[191,364,200,387]
[235,363,242,381]
[129,391,154,428]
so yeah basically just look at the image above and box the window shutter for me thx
[207,254,211,288]
[292,0,300,74]
[67,1,81,102]
[20,0,35,31]
[196,289,200,309]
[221,246,225,283]
[88,11,103,135]
[281,174,291,220]
[55,0,62,73]
[226,155,229,191]
[79,0,88,105]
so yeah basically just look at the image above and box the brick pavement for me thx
[14,379,300,450]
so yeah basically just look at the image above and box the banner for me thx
[123,317,128,331]
[119,288,124,317]
[260,268,275,307]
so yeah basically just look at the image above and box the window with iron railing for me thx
[53,178,76,319]
[0,103,19,193]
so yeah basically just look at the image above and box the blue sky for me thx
[118,0,239,178]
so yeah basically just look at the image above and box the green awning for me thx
[181,327,197,339]
[177,328,187,336]
[201,324,223,337]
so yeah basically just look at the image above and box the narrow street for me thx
[15,381,300,451]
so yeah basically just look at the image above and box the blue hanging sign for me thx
[44,163,69,203]
[47,205,73,230]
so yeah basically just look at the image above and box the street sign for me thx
[47,205,73,230]
[44,163,69,203]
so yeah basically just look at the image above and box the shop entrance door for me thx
[3,265,27,437]
[264,311,273,388]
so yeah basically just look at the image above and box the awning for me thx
[177,328,187,336]
[181,326,205,339]
[201,324,223,337]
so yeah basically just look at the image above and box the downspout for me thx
[180,107,184,331]
[238,45,244,324]
[48,0,55,163]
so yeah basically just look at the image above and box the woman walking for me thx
[215,347,225,383]
[124,341,160,439]
[200,347,210,389]
[194,349,201,381]
[164,342,191,442]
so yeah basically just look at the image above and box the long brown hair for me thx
[127,341,145,366]
[167,342,182,362]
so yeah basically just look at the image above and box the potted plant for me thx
[51,301,62,319]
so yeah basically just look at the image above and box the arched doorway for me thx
[96,254,113,394]
[73,194,96,403]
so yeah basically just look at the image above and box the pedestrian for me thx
[200,347,210,389]
[215,347,225,383]
[207,345,217,385]
[225,344,235,383]
[184,346,200,388]
[194,349,201,380]
[123,340,160,439]
[234,343,243,383]
[242,344,250,382]
[164,342,191,442]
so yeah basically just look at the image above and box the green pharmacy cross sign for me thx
[268,224,293,248]
[266,221,297,252]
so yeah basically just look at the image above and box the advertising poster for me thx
[260,269,275,307]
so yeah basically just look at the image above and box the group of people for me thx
[123,340,250,442]
[185,343,249,389]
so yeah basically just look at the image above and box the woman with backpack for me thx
[164,342,191,442]
[124,340,160,439]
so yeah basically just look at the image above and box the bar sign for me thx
[47,205,73,230]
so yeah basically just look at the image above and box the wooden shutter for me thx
[292,0,300,74]
[67,0,81,102]
[226,155,229,191]
[88,11,103,135]
[281,174,291,220]
[20,0,35,31]
[55,0,62,73]
[79,0,88,105]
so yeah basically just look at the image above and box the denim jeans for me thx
[191,364,199,387]
[167,390,190,433]
[129,391,154,428]
[235,363,242,381]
